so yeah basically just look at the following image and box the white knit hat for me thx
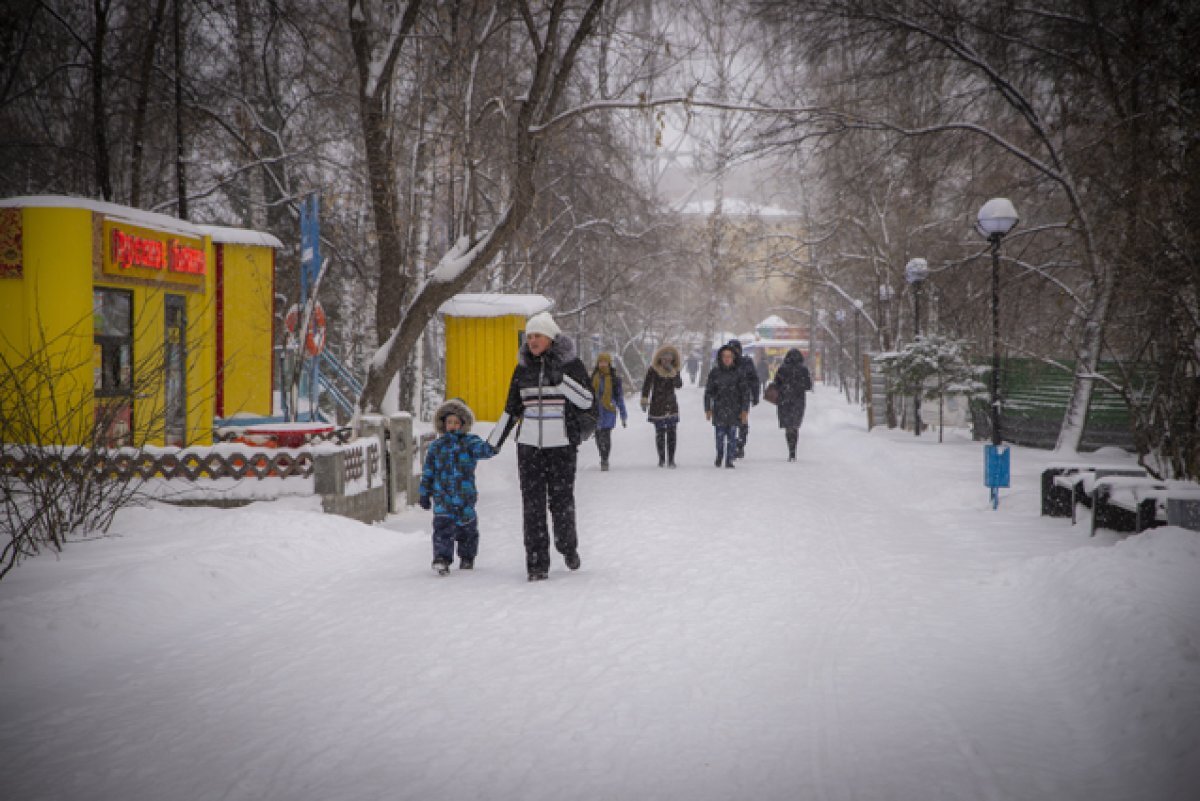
[525,311,561,339]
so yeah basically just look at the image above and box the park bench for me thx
[1040,464,1147,518]
[1089,476,1200,536]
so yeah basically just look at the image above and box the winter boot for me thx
[667,429,677,468]
[564,551,581,570]
[601,461,609,471]
[459,559,474,570]
[527,570,549,582]
[656,430,666,467]
[432,560,451,577]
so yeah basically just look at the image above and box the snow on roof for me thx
[195,224,284,249]
[0,195,282,248]
[678,198,799,217]
[758,314,789,328]
[438,293,554,318]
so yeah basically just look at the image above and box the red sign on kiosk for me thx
[102,222,206,288]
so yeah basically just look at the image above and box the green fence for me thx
[970,359,1146,451]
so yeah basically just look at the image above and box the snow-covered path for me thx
[1,386,1198,801]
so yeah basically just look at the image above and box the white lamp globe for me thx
[976,198,1019,238]
[905,257,929,284]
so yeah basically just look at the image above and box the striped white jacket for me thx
[488,335,593,450]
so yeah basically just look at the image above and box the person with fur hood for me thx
[726,339,761,459]
[419,398,497,576]
[590,352,628,471]
[705,343,751,468]
[640,344,684,468]
[488,312,593,581]
[766,348,814,462]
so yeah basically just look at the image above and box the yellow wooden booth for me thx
[0,196,281,447]
[439,294,553,422]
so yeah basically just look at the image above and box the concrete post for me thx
[386,412,414,512]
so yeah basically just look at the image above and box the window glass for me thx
[93,289,131,337]
[94,288,133,396]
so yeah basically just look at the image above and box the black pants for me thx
[517,444,579,573]
[595,428,612,463]
[654,426,677,465]
[737,421,749,454]
[785,427,799,458]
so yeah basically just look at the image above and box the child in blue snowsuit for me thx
[419,398,496,575]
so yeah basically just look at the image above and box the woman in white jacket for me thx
[488,312,594,581]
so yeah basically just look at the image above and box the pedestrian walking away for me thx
[726,339,760,458]
[590,352,628,471]
[704,344,751,468]
[488,311,593,581]
[418,398,497,575]
[767,348,813,462]
[641,344,684,467]
[685,351,700,385]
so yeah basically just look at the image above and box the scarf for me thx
[591,367,615,412]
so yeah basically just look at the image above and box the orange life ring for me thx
[285,302,327,357]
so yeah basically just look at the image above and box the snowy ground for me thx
[2,385,1198,801]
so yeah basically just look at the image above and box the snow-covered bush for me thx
[874,335,986,442]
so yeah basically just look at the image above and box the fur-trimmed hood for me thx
[434,397,476,434]
[650,345,682,378]
[518,332,578,368]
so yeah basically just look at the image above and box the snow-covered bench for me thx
[1089,476,1200,536]
[1040,464,1146,518]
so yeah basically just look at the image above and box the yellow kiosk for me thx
[0,196,281,447]
[439,294,553,422]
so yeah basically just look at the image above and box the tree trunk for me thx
[129,0,169,208]
[91,0,112,201]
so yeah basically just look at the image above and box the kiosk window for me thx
[94,289,133,396]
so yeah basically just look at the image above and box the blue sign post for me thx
[288,193,324,422]
[984,444,1010,510]
[299,194,321,307]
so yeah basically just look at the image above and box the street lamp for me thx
[976,198,1019,508]
[853,299,863,404]
[905,257,929,437]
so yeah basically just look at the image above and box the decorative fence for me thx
[2,413,428,525]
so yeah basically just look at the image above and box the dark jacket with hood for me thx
[641,345,684,421]
[488,334,593,450]
[419,398,496,524]
[770,348,813,429]
[728,339,761,405]
[704,344,751,426]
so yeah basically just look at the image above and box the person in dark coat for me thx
[641,344,684,467]
[685,352,700,385]
[727,339,760,459]
[768,348,814,461]
[488,311,593,581]
[704,343,750,468]
[756,357,770,392]
[590,352,627,471]
[419,398,497,574]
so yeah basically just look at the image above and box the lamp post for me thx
[834,309,846,393]
[853,299,863,404]
[905,257,929,436]
[975,198,1019,508]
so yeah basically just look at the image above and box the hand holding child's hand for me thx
[418,495,431,510]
